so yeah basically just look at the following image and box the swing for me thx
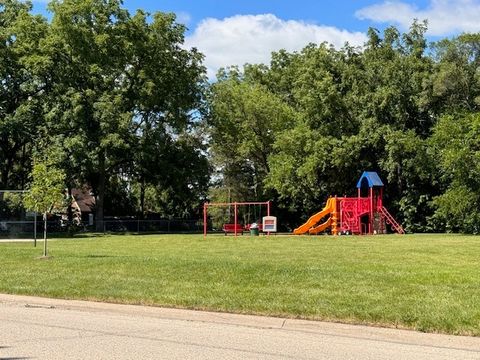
[203,201,271,237]
[244,203,263,232]
[223,203,244,235]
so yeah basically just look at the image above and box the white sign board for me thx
[262,216,277,232]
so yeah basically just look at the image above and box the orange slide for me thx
[309,218,332,235]
[293,197,335,235]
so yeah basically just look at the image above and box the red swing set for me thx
[203,201,271,237]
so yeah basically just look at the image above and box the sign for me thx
[262,216,277,232]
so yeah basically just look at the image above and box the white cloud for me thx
[356,0,480,36]
[184,14,367,79]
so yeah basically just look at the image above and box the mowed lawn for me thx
[1,234,480,335]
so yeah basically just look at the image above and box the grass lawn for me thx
[1,233,480,335]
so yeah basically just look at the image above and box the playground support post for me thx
[234,202,238,237]
[43,211,47,257]
[370,188,374,235]
[266,201,271,236]
[203,203,207,238]
[379,187,384,234]
[34,212,37,247]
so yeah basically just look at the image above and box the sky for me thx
[31,0,480,78]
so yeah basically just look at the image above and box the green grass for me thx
[1,233,480,335]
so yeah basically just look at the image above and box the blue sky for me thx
[33,0,431,33]
[108,0,420,33]
[32,0,480,78]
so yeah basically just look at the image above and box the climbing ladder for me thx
[380,207,405,234]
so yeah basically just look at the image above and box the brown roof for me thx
[72,188,96,213]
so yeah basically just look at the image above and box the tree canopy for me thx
[0,0,209,228]
[208,22,480,233]
[1,1,479,233]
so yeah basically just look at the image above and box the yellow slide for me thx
[293,197,335,235]
[309,218,332,234]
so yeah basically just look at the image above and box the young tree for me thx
[23,160,66,257]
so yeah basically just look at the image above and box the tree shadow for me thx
[84,255,114,258]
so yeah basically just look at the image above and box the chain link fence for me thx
[0,218,205,239]
[100,219,204,233]
[0,221,36,239]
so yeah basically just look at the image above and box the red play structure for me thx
[294,172,404,235]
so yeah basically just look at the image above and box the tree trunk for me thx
[43,212,47,257]
[67,185,73,222]
[140,179,145,219]
[2,158,10,189]
[20,143,26,190]
[397,163,403,196]
[0,136,10,189]
[95,154,106,232]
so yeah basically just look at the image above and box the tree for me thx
[132,131,210,218]
[42,1,206,230]
[208,69,296,203]
[208,24,439,230]
[379,129,437,232]
[430,113,480,233]
[0,0,48,191]
[23,158,66,257]
[426,34,480,114]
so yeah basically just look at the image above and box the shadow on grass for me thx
[83,255,116,259]
[75,232,202,238]
[36,232,203,240]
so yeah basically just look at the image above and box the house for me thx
[71,188,95,224]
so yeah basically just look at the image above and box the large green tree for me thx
[42,0,206,229]
[133,130,210,219]
[208,23,445,231]
[430,113,480,233]
[208,68,296,203]
[426,34,480,114]
[0,0,47,190]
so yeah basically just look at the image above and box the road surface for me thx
[1,294,479,359]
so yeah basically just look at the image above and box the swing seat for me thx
[222,224,244,235]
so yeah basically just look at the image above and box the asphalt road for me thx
[1,294,479,359]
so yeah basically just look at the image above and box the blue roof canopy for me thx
[356,171,384,188]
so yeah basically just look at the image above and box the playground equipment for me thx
[203,201,271,237]
[294,172,404,235]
